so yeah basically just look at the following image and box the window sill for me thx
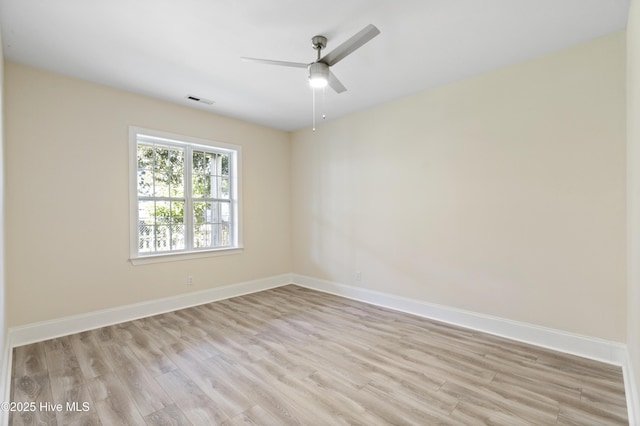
[130,247,244,265]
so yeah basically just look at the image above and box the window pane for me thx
[193,150,215,198]
[155,225,170,251]
[191,201,231,248]
[192,150,230,200]
[221,202,230,223]
[211,175,220,199]
[138,144,155,196]
[221,222,230,246]
[152,147,170,197]
[192,174,211,198]
[171,224,185,250]
[220,177,230,199]
[154,147,170,173]
[137,144,154,169]
[193,201,210,225]
[193,151,215,175]
[138,200,185,252]
[137,170,154,197]
[138,200,154,253]
[194,201,216,248]
[194,223,212,248]
[169,176,184,198]
[152,173,168,197]
[221,154,229,176]
[172,201,185,223]
[206,153,216,176]
[193,151,205,172]
[168,148,185,197]
[155,201,171,224]
[138,222,153,253]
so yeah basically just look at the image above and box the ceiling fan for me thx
[242,24,380,94]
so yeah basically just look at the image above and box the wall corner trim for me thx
[624,349,640,426]
[8,273,293,348]
[0,338,12,426]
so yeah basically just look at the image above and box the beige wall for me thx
[5,63,291,326]
[628,0,640,408]
[3,29,628,346]
[292,32,627,342]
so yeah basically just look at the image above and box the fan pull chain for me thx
[322,87,326,121]
[312,88,316,132]
[311,87,327,132]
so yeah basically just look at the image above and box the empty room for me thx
[0,0,639,424]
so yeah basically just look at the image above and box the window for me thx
[129,127,242,264]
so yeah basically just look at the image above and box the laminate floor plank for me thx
[357,381,453,425]
[301,371,396,425]
[97,339,172,416]
[161,343,254,418]
[69,332,112,380]
[558,400,629,425]
[86,371,146,425]
[440,380,559,425]
[10,342,57,425]
[212,355,321,425]
[131,317,182,348]
[121,324,178,377]
[43,339,101,425]
[293,342,374,389]
[44,340,84,394]
[492,371,583,406]
[52,385,101,426]
[9,373,57,426]
[12,343,49,378]
[144,403,192,426]
[450,400,532,426]
[222,405,285,426]
[10,284,629,425]
[155,370,229,425]
[234,362,346,426]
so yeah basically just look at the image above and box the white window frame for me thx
[129,126,243,265]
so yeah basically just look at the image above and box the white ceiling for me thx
[0,0,629,131]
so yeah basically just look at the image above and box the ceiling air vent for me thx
[185,95,214,105]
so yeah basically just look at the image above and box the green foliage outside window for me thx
[137,143,231,252]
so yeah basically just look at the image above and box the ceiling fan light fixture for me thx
[309,76,328,88]
[308,62,329,88]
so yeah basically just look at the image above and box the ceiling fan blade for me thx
[241,57,308,68]
[319,24,380,67]
[328,71,347,94]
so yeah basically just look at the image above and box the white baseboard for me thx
[9,273,292,348]
[292,274,627,366]
[294,274,640,422]
[8,272,627,365]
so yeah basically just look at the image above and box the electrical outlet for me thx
[187,275,193,285]
[355,271,361,281]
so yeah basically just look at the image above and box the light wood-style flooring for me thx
[10,285,628,425]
